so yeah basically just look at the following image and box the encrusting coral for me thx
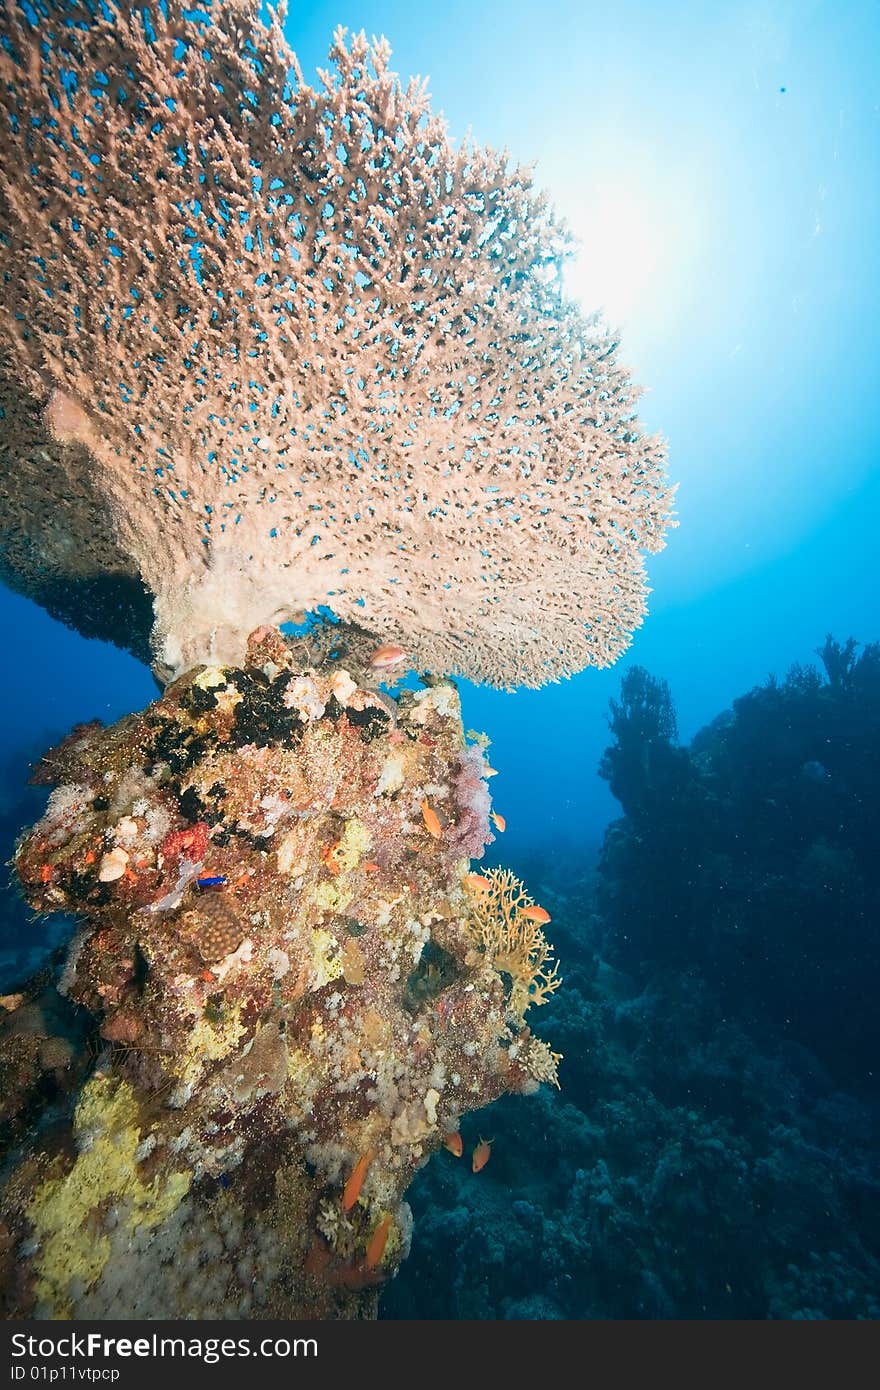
[0,0,673,687]
[0,628,561,1317]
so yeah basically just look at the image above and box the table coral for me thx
[0,2,673,688]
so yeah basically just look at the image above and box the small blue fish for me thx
[197,875,227,889]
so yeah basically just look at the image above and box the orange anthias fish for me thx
[320,839,342,875]
[490,810,506,832]
[421,798,442,839]
[365,1212,393,1270]
[463,872,491,894]
[342,1150,374,1211]
[444,1132,464,1157]
[521,904,551,925]
[368,644,408,671]
[472,1138,493,1173]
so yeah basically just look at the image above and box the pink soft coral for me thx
[450,743,495,860]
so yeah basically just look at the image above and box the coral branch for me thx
[466,868,562,1021]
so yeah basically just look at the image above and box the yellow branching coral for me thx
[466,868,561,1022]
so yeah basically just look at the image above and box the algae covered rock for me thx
[1,630,559,1318]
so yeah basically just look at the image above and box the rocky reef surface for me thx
[0,628,560,1318]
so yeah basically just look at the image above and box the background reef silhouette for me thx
[385,638,880,1319]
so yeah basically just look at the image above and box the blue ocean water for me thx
[1,0,878,1319]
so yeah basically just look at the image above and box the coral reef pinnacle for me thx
[0,629,560,1317]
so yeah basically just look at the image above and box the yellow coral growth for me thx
[27,1073,190,1313]
[175,1004,245,1091]
[335,818,371,872]
[465,868,561,1022]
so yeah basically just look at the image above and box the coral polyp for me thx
[0,628,560,1318]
